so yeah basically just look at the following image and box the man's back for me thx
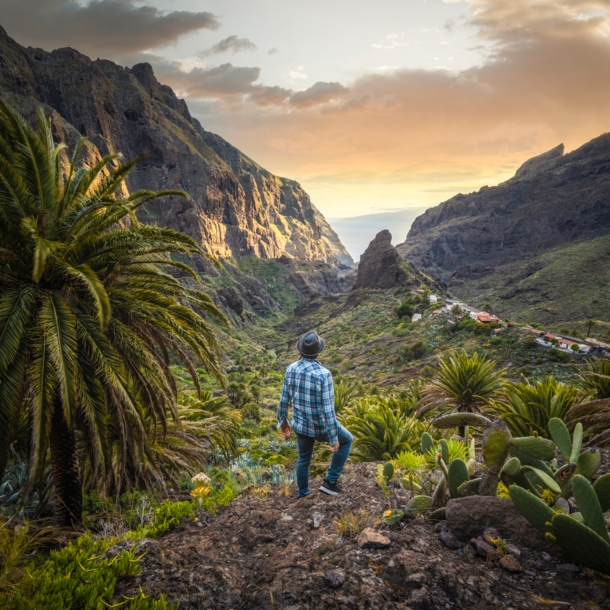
[278,357,337,443]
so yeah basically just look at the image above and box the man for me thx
[277,331,353,497]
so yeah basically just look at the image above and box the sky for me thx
[3,0,610,253]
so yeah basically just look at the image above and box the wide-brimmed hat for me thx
[297,331,326,358]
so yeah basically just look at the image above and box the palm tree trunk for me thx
[50,400,82,527]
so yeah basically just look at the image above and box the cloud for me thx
[268,48,279,55]
[288,66,308,80]
[199,36,257,58]
[289,82,350,108]
[1,0,219,58]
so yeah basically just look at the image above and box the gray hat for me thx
[297,331,326,358]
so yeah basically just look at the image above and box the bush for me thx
[398,340,429,362]
[395,302,414,319]
[548,348,569,363]
[242,402,261,422]
[523,334,537,349]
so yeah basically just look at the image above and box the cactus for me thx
[502,456,521,478]
[520,466,561,494]
[432,475,448,509]
[438,439,449,465]
[570,423,583,463]
[407,494,433,514]
[383,461,395,481]
[383,508,406,525]
[510,436,555,461]
[509,446,554,476]
[571,475,610,542]
[552,514,610,575]
[553,462,577,490]
[479,419,511,496]
[431,412,492,429]
[548,418,573,460]
[509,485,555,534]
[457,477,481,497]
[574,448,601,479]
[593,473,610,512]
[447,458,469,499]
[421,432,435,454]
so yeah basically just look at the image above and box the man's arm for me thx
[320,373,339,446]
[277,372,291,437]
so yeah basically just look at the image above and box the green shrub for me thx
[137,500,194,538]
[242,402,261,422]
[548,348,569,363]
[0,533,173,610]
[398,340,429,362]
[395,302,414,319]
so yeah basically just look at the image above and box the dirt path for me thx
[116,464,610,609]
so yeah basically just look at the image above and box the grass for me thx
[333,508,379,538]
[453,235,610,332]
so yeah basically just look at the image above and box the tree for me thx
[585,319,596,338]
[450,304,463,322]
[416,350,505,434]
[0,101,226,526]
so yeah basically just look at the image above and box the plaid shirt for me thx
[277,358,339,445]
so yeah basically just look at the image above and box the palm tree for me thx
[0,101,226,526]
[490,377,579,437]
[341,398,423,461]
[566,359,610,447]
[416,350,505,434]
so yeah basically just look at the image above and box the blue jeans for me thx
[296,424,353,497]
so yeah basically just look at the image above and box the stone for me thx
[499,555,523,573]
[557,564,580,573]
[352,230,443,293]
[469,538,495,558]
[324,570,345,588]
[506,544,521,558]
[312,512,325,529]
[357,528,391,549]
[439,530,464,550]
[446,496,560,554]
[541,552,552,562]
[435,521,448,533]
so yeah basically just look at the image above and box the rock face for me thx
[397,138,610,282]
[0,26,352,266]
[353,230,445,292]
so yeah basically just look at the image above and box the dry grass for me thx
[333,508,379,539]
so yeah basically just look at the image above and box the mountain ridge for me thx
[0,26,352,267]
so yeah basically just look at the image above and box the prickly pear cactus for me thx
[552,514,610,575]
[447,458,469,499]
[548,418,573,461]
[407,495,433,515]
[571,475,609,542]
[421,432,434,454]
[510,436,555,461]
[383,462,395,481]
[593,473,610,512]
[574,448,601,480]
[383,508,405,525]
[438,439,449,465]
[479,419,512,496]
[508,485,554,534]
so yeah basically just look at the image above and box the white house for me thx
[429,294,438,303]
[412,313,422,322]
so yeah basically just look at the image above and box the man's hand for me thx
[330,442,340,453]
[280,419,291,440]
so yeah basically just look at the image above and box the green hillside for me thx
[453,235,610,335]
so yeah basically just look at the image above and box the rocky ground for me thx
[115,463,610,609]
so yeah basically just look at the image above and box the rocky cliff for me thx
[353,230,445,293]
[0,26,352,266]
[397,137,610,283]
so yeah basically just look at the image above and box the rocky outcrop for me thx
[397,136,610,282]
[353,230,445,292]
[0,26,352,266]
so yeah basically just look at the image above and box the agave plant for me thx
[566,359,610,447]
[342,398,423,461]
[0,101,226,526]
[490,377,579,438]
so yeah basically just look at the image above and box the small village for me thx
[412,291,610,359]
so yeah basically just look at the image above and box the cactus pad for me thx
[569,423,583,463]
[552,513,610,575]
[509,484,555,534]
[509,446,554,476]
[510,436,555,461]
[383,509,406,525]
[575,449,601,480]
[439,439,450,465]
[383,462,395,481]
[421,432,434,454]
[593,473,610,513]
[521,466,562,494]
[431,412,492,429]
[482,419,512,469]
[502,456,522,478]
[548,417,572,461]
[571,475,610,543]
[407,495,433,514]
[447,458,469,499]
[457,477,481,497]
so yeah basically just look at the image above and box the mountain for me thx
[0,26,351,267]
[397,138,610,282]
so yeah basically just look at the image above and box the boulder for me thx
[324,570,345,588]
[357,528,391,549]
[445,496,560,554]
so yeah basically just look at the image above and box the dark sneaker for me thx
[319,480,342,496]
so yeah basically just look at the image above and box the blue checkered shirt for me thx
[277,358,339,445]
